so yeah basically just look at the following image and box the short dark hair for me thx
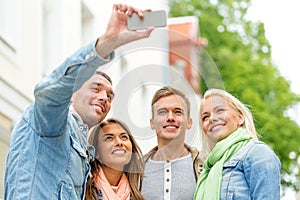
[95,71,112,85]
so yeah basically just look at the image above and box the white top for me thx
[141,153,196,200]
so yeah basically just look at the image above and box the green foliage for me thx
[169,0,300,192]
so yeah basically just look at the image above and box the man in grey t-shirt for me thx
[141,86,203,200]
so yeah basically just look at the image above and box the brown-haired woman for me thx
[86,118,144,200]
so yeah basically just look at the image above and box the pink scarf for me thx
[94,166,131,200]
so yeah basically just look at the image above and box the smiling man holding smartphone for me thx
[4,4,153,200]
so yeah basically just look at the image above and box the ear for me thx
[186,117,192,129]
[150,118,155,130]
[238,113,244,126]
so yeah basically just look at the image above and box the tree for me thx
[169,0,300,193]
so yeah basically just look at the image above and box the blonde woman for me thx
[195,89,281,200]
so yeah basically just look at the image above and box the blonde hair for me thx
[199,89,258,156]
[86,118,144,200]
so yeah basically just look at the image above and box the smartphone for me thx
[127,10,167,30]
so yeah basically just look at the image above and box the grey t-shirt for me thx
[141,153,196,200]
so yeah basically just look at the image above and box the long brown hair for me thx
[85,118,144,200]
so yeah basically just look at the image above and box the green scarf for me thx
[194,128,253,200]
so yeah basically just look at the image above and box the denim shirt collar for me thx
[69,106,95,163]
[70,105,84,125]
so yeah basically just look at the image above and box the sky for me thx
[247,0,300,126]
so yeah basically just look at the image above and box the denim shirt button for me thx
[85,52,95,61]
[90,52,95,57]
[85,55,90,60]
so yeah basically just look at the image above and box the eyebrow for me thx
[201,105,225,115]
[102,132,128,137]
[102,133,113,137]
[200,111,208,116]
[93,82,115,97]
[156,107,184,112]
[174,108,184,111]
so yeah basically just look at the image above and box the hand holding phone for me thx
[127,10,167,30]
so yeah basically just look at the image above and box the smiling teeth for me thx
[113,150,125,155]
[211,124,222,131]
[165,125,176,128]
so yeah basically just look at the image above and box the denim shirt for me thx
[221,141,281,200]
[4,40,113,200]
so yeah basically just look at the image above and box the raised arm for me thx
[33,4,154,137]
